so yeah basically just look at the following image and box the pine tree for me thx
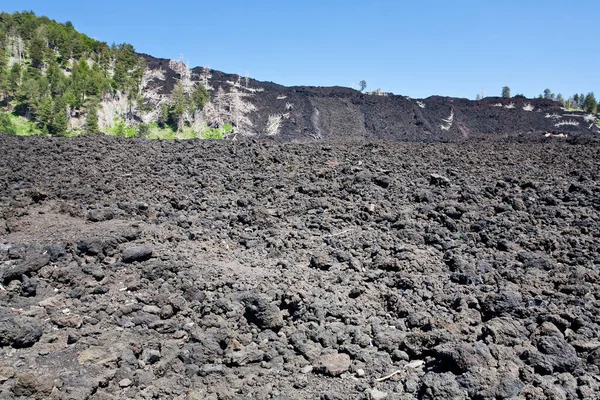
[36,97,53,129]
[583,92,597,113]
[501,86,510,98]
[191,84,209,111]
[50,96,68,135]
[169,81,189,130]
[85,105,99,134]
[29,34,46,68]
[8,63,22,98]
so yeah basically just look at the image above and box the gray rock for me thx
[1,246,50,283]
[122,245,153,263]
[11,373,54,398]
[429,174,450,187]
[309,253,334,270]
[228,343,265,366]
[525,335,581,374]
[434,342,494,374]
[0,313,43,348]
[119,378,132,387]
[421,371,467,399]
[141,348,161,364]
[314,353,351,377]
[240,293,283,330]
[367,388,388,400]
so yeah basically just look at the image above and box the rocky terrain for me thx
[1,134,600,399]
[143,54,600,142]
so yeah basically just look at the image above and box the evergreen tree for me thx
[0,46,7,101]
[573,94,579,107]
[29,34,46,68]
[501,86,510,98]
[113,43,138,91]
[191,84,209,111]
[36,97,53,129]
[579,93,585,108]
[50,96,68,135]
[47,61,67,96]
[85,105,99,134]
[8,63,22,98]
[15,77,42,116]
[169,81,189,130]
[583,92,597,113]
[543,88,553,100]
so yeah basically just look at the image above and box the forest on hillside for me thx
[0,11,264,139]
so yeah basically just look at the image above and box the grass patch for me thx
[0,112,44,136]
[106,117,138,138]
[202,124,232,140]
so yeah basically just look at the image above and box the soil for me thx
[1,135,600,399]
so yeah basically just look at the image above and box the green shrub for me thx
[0,113,17,134]
[137,122,150,137]
[108,117,137,138]
[202,124,232,140]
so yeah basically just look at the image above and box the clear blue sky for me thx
[4,0,599,99]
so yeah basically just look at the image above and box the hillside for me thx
[1,11,599,141]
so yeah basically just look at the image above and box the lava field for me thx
[1,135,599,399]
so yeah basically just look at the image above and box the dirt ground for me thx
[1,135,599,399]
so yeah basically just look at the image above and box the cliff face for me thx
[140,54,599,142]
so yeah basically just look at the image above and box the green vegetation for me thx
[501,86,510,98]
[0,11,145,137]
[106,117,138,138]
[0,11,232,140]
[583,92,597,113]
[202,124,232,139]
[0,111,43,135]
[0,112,16,134]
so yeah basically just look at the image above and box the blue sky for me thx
[4,0,599,99]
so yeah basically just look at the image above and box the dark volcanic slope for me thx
[141,54,600,142]
[1,136,600,399]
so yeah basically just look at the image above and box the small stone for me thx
[309,254,334,271]
[142,305,161,314]
[429,173,450,187]
[356,368,365,377]
[0,366,15,384]
[121,245,153,263]
[119,378,132,387]
[141,348,161,364]
[300,365,313,374]
[315,353,351,377]
[67,333,80,344]
[368,388,388,400]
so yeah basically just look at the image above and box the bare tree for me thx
[139,68,168,123]
[169,57,195,94]
[228,87,257,135]
[10,35,25,64]
[265,114,283,136]
[198,66,213,91]
[203,86,228,128]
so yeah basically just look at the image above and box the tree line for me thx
[499,86,597,113]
